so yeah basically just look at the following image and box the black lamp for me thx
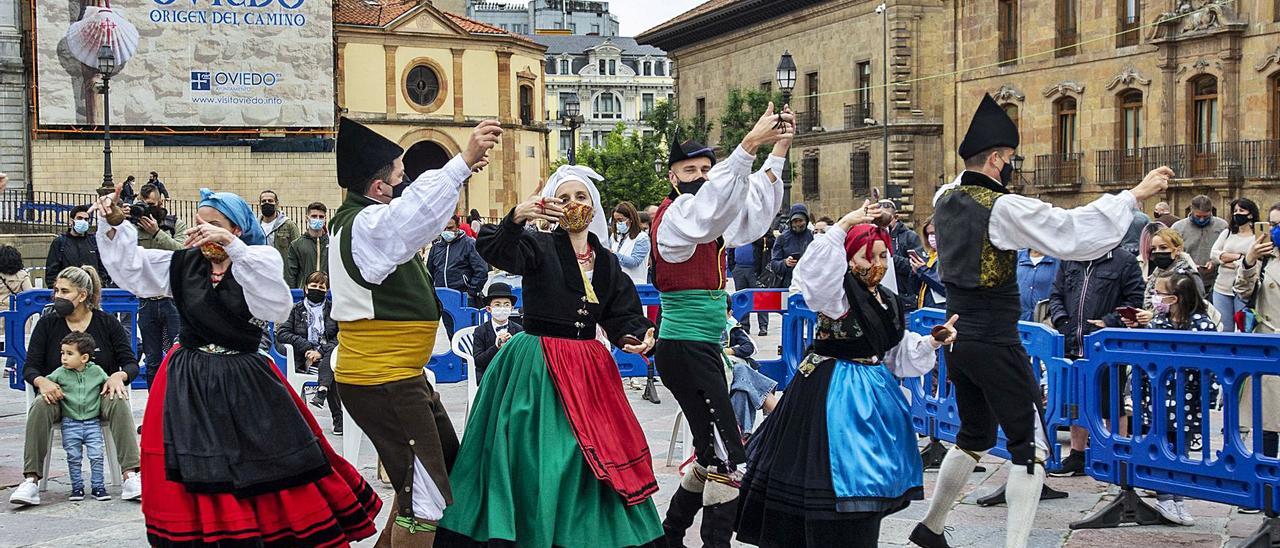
[97,43,115,191]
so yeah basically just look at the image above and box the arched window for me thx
[1002,103,1020,136]
[1190,75,1218,147]
[1119,90,1143,151]
[1054,97,1077,154]
[593,92,621,120]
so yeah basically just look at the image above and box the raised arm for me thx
[795,224,854,319]
[989,166,1172,261]
[95,215,174,299]
[723,155,785,248]
[348,121,501,285]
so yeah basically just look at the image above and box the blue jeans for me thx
[1211,290,1246,333]
[62,418,105,491]
[139,298,181,387]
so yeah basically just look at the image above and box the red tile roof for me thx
[335,0,511,35]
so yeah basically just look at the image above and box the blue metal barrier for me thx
[903,308,1072,470]
[730,289,792,387]
[5,289,141,390]
[1072,328,1280,531]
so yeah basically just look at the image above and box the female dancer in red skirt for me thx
[95,188,381,547]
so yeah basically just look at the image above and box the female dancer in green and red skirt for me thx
[436,165,665,547]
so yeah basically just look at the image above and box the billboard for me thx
[36,0,334,127]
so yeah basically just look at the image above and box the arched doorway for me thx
[403,140,452,182]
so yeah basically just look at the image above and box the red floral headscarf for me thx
[844,224,893,262]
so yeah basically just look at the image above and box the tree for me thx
[553,124,668,210]
[718,88,784,164]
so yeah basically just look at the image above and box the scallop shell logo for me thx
[65,0,140,73]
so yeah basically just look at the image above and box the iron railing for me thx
[999,38,1018,65]
[1117,14,1141,47]
[1095,149,1147,185]
[795,110,822,134]
[0,191,308,229]
[1098,140,1280,183]
[844,102,874,130]
[1034,152,1084,188]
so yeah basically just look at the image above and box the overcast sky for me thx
[611,0,707,37]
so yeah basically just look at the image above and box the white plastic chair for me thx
[450,326,477,426]
[341,367,436,468]
[283,343,320,397]
[25,387,124,492]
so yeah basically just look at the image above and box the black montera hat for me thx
[667,129,716,168]
[957,93,1019,160]
[337,118,404,189]
[483,282,516,306]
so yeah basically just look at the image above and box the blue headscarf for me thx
[198,188,266,246]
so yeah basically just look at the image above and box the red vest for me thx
[651,197,727,292]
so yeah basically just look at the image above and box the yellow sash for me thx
[334,319,438,386]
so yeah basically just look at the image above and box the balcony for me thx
[1117,15,1141,47]
[998,39,1018,66]
[1034,152,1084,188]
[1097,140,1280,184]
[844,102,874,130]
[795,110,822,135]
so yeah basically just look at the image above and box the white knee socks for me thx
[1004,458,1045,548]
[921,447,982,533]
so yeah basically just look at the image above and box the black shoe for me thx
[310,390,327,409]
[758,328,768,337]
[1049,452,1085,477]
[332,424,343,436]
[909,523,951,548]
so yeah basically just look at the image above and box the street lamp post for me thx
[561,96,584,164]
[97,44,116,192]
[775,51,797,214]
[876,3,890,200]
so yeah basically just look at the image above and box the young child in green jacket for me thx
[45,332,111,501]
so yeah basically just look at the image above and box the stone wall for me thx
[30,139,343,209]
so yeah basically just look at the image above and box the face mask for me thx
[1272,225,1280,248]
[148,206,168,224]
[305,289,326,304]
[260,203,277,217]
[999,160,1014,186]
[927,234,937,249]
[853,263,888,288]
[51,297,76,317]
[791,222,807,234]
[1191,216,1212,227]
[1149,251,1174,270]
[490,305,513,322]
[72,219,89,235]
[615,222,628,234]
[441,230,457,243]
[676,177,707,196]
[1233,214,1253,227]
[308,218,325,232]
[201,242,229,263]
[561,201,594,233]
[1153,298,1173,315]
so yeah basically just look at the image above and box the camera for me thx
[127,201,147,224]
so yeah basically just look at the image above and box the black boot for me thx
[699,499,738,548]
[662,486,701,548]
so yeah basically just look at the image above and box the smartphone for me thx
[1115,306,1140,322]
[788,252,802,261]
[871,187,881,202]
[907,249,923,262]
[1256,221,1271,235]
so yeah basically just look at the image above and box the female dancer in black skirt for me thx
[95,188,380,547]
[735,205,957,547]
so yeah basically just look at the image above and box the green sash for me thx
[658,289,728,344]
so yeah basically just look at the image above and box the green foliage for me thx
[719,88,784,164]
[549,99,712,210]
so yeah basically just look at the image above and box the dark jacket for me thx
[1047,248,1145,357]
[275,299,339,372]
[887,220,925,310]
[728,237,768,276]
[906,253,946,309]
[119,181,136,203]
[427,235,490,300]
[24,309,138,387]
[1016,250,1060,321]
[472,318,524,383]
[769,204,814,288]
[285,232,329,289]
[44,231,111,288]
[724,323,755,358]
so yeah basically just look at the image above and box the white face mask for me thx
[490,305,513,322]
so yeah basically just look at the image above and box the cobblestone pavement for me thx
[0,327,1266,546]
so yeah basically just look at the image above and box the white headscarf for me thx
[541,164,608,243]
